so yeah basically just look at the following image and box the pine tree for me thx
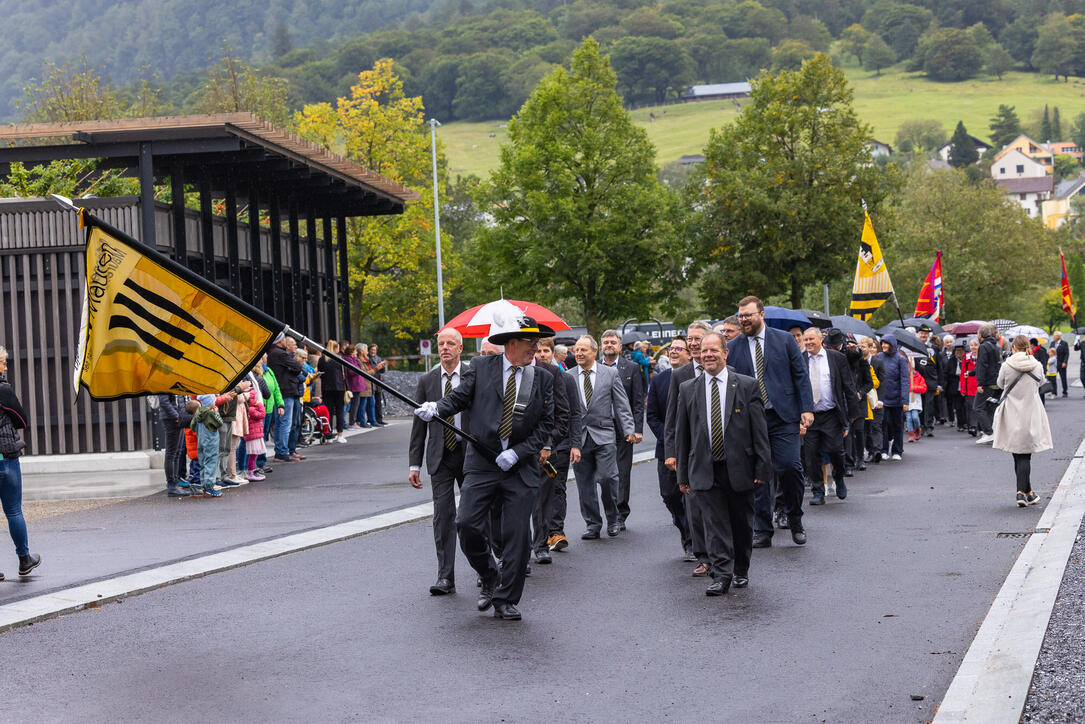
[989,105,1022,149]
[1053,106,1062,140]
[1041,104,1053,140]
[948,121,979,167]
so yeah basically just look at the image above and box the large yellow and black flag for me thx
[848,210,895,321]
[74,210,283,400]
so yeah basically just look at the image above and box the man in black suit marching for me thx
[600,329,644,530]
[415,314,554,621]
[646,337,694,560]
[800,328,860,506]
[675,332,772,595]
[408,328,469,596]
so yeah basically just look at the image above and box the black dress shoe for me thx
[581,529,600,540]
[429,578,455,595]
[843,468,854,477]
[810,489,825,505]
[524,562,532,576]
[493,601,522,620]
[706,577,732,596]
[857,463,868,471]
[607,524,620,537]
[733,575,749,588]
[791,527,807,545]
[752,532,772,548]
[477,578,496,611]
[836,480,847,500]
[535,549,552,564]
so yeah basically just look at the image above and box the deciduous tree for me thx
[863,35,897,76]
[474,38,676,335]
[689,53,898,309]
[984,42,1015,79]
[895,118,946,154]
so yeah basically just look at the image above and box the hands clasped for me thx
[413,401,439,421]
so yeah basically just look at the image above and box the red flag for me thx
[1061,249,1076,321]
[913,251,943,321]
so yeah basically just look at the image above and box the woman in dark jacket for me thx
[0,345,41,580]
[876,335,911,462]
[318,339,348,443]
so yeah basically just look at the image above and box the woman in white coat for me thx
[992,335,1053,507]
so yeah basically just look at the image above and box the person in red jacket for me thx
[959,339,978,436]
[243,381,267,481]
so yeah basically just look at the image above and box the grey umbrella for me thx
[888,328,928,355]
[830,315,875,338]
[622,330,649,345]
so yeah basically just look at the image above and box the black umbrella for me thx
[830,315,875,338]
[881,318,946,336]
[621,330,648,345]
[888,328,928,355]
[797,309,832,329]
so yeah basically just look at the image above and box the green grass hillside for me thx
[439,65,1085,178]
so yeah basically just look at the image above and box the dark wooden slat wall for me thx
[0,197,342,455]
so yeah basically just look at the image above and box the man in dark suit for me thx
[915,324,940,437]
[408,328,469,596]
[600,329,645,530]
[531,337,581,565]
[727,296,814,547]
[801,328,860,506]
[675,331,772,595]
[646,336,694,560]
[1054,331,1070,397]
[663,321,714,574]
[415,315,555,621]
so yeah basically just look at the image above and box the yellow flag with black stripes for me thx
[848,211,894,321]
[74,211,283,400]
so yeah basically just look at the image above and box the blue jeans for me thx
[0,458,29,556]
[197,424,220,490]
[289,398,303,453]
[275,397,297,458]
[349,395,362,425]
[360,395,376,426]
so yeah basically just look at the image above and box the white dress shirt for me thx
[704,366,728,452]
[807,348,835,412]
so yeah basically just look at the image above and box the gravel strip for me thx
[1023,518,1085,722]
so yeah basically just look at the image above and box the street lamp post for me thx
[429,118,445,329]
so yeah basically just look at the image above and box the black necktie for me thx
[442,373,457,451]
[710,377,725,460]
[583,369,593,407]
[499,367,518,440]
[755,338,769,404]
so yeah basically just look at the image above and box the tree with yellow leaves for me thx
[296,59,455,337]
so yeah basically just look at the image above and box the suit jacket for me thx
[675,370,772,492]
[536,359,578,452]
[602,356,644,434]
[664,360,701,460]
[1056,339,1069,367]
[727,326,814,424]
[436,354,554,487]
[559,372,584,452]
[802,347,861,428]
[408,364,472,476]
[567,362,634,446]
[646,368,672,459]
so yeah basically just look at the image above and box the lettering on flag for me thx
[848,211,894,321]
[75,216,283,400]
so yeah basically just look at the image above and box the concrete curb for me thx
[933,436,1085,723]
[0,445,654,633]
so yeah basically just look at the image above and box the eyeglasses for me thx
[668,347,688,354]
[736,313,760,320]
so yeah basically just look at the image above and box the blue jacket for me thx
[727,326,814,424]
[876,335,911,407]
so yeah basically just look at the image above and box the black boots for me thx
[18,553,41,576]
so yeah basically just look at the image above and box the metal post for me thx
[337,216,350,339]
[823,284,830,316]
[430,118,445,328]
[289,201,301,327]
[169,164,186,263]
[323,216,336,341]
[198,177,214,281]
[269,196,284,320]
[225,185,240,295]
[248,184,263,312]
[138,142,156,247]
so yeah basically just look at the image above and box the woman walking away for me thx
[0,345,42,578]
[992,335,1052,507]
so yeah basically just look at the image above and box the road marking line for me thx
[934,435,1085,723]
[0,450,656,634]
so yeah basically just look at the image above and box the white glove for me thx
[414,401,438,422]
[495,449,519,471]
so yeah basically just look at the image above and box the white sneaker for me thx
[231,474,249,485]
[976,434,994,445]
[336,435,348,444]
[891,453,902,461]
[827,482,836,496]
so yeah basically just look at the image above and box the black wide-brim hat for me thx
[487,315,556,345]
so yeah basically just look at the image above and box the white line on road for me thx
[934,437,1085,723]
[0,450,655,634]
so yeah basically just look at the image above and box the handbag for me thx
[998,369,1049,406]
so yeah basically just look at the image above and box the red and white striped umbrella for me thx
[441,299,571,339]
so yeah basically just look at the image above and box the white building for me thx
[990,148,1047,180]
[994,176,1053,218]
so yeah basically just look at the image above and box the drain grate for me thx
[997,531,1031,538]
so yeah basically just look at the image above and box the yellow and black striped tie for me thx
[498,367,518,440]
[755,338,769,405]
[442,374,458,451]
[710,377,725,460]
[582,369,593,407]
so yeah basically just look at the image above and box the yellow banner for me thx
[75,219,281,400]
[848,211,894,321]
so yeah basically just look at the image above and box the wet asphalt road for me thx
[1,400,1084,721]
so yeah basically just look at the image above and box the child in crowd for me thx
[907,363,925,442]
[182,399,201,488]
[191,394,225,497]
[244,368,267,481]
